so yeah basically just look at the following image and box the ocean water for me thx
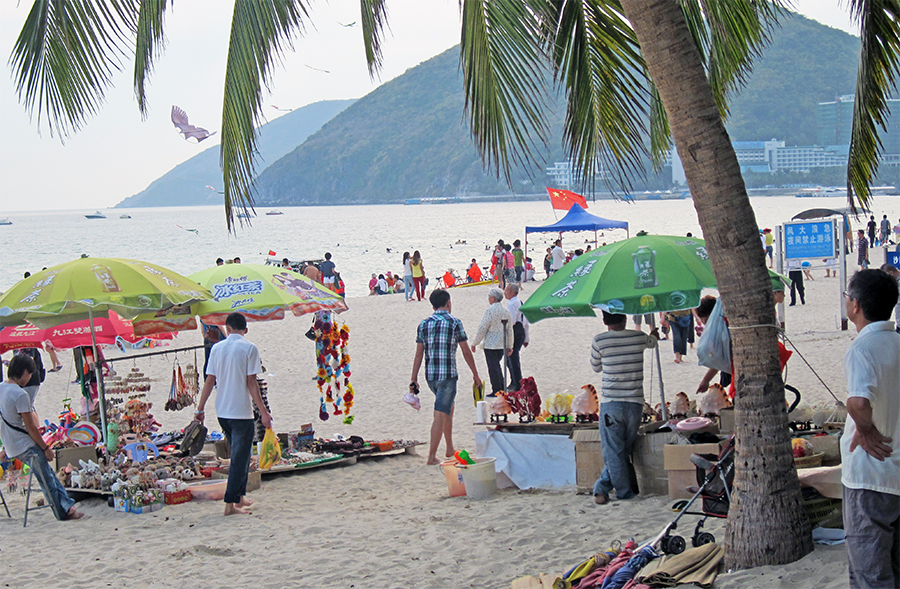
[1,195,898,296]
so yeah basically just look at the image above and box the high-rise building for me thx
[817,95,855,146]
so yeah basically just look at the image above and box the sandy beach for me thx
[1,267,860,588]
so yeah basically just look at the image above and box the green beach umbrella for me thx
[0,257,211,328]
[521,235,717,322]
[133,264,348,333]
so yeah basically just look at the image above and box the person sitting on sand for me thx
[0,354,84,521]
[410,289,482,465]
[196,312,273,516]
[374,274,389,295]
[368,273,378,295]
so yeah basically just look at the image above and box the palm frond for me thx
[549,0,650,191]
[460,0,553,182]
[221,0,310,231]
[134,0,169,117]
[9,0,138,138]
[847,0,900,211]
[360,0,389,79]
[682,0,786,118]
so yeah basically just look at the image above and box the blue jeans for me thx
[16,444,75,520]
[219,418,255,504]
[670,314,691,356]
[404,276,414,300]
[593,402,643,500]
[426,377,458,415]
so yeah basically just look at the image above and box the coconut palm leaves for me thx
[9,0,137,138]
[847,0,900,210]
[220,0,310,229]
[457,0,784,191]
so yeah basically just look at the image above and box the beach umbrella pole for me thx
[648,314,667,421]
[89,309,108,444]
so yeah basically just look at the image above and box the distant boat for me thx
[85,211,107,219]
[796,186,846,198]
[236,212,256,219]
[266,210,284,216]
[0,218,11,226]
[120,214,132,219]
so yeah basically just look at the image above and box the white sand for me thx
[1,268,859,588]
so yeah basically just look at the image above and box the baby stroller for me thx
[655,435,736,555]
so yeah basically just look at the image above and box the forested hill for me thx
[254,12,860,206]
[116,99,355,208]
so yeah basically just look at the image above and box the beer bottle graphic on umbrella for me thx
[92,264,121,293]
[633,246,658,289]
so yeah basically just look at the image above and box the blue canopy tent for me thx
[524,203,629,261]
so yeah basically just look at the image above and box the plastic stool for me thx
[23,456,52,527]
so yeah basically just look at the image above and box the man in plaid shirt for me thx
[411,289,482,465]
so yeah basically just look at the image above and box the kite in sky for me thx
[171,105,216,143]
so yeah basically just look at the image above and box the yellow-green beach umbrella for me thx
[0,257,211,328]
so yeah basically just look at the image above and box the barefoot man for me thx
[0,354,83,521]
[410,289,482,465]
[196,312,272,515]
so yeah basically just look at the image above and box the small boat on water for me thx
[266,210,284,216]
[120,214,132,219]
[0,218,12,226]
[85,211,107,219]
[236,212,256,219]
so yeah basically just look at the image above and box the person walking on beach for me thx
[858,230,870,270]
[410,289,482,465]
[880,215,891,246]
[543,248,553,279]
[471,288,514,398]
[841,269,900,589]
[590,311,658,505]
[867,215,878,248]
[512,240,525,283]
[665,309,692,364]
[503,243,516,287]
[196,312,273,516]
[787,258,805,305]
[410,251,425,301]
[303,261,321,282]
[0,354,83,521]
[763,228,774,268]
[320,252,337,292]
[402,252,414,301]
[550,239,565,274]
[504,284,529,389]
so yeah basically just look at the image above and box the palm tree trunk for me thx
[619,0,813,568]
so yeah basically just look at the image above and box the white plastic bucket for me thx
[439,460,467,497]
[459,457,497,500]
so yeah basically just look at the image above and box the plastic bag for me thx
[258,428,281,470]
[696,298,732,373]
[403,391,421,411]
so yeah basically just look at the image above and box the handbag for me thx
[696,298,732,373]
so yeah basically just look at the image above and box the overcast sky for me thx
[0,1,857,213]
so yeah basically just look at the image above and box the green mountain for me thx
[724,13,860,145]
[253,12,862,206]
[115,99,355,208]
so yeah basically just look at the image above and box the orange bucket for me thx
[439,460,466,497]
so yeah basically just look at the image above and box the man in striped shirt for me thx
[411,289,482,465]
[591,311,658,505]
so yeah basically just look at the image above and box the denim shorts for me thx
[426,377,458,414]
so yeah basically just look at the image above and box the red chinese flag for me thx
[546,188,588,211]
[268,250,277,256]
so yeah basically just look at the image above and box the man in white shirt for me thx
[550,239,565,274]
[504,284,530,389]
[470,288,513,397]
[841,269,900,589]
[196,312,273,516]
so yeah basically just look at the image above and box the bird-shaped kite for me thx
[171,105,216,143]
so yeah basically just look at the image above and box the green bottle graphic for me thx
[633,246,658,289]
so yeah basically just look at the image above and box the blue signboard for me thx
[887,250,900,268]
[784,220,836,259]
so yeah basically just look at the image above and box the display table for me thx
[475,430,576,490]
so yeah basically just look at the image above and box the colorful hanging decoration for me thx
[313,312,356,424]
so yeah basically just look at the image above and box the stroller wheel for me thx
[693,532,716,547]
[667,535,687,555]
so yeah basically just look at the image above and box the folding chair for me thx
[0,484,9,518]
[23,456,52,527]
